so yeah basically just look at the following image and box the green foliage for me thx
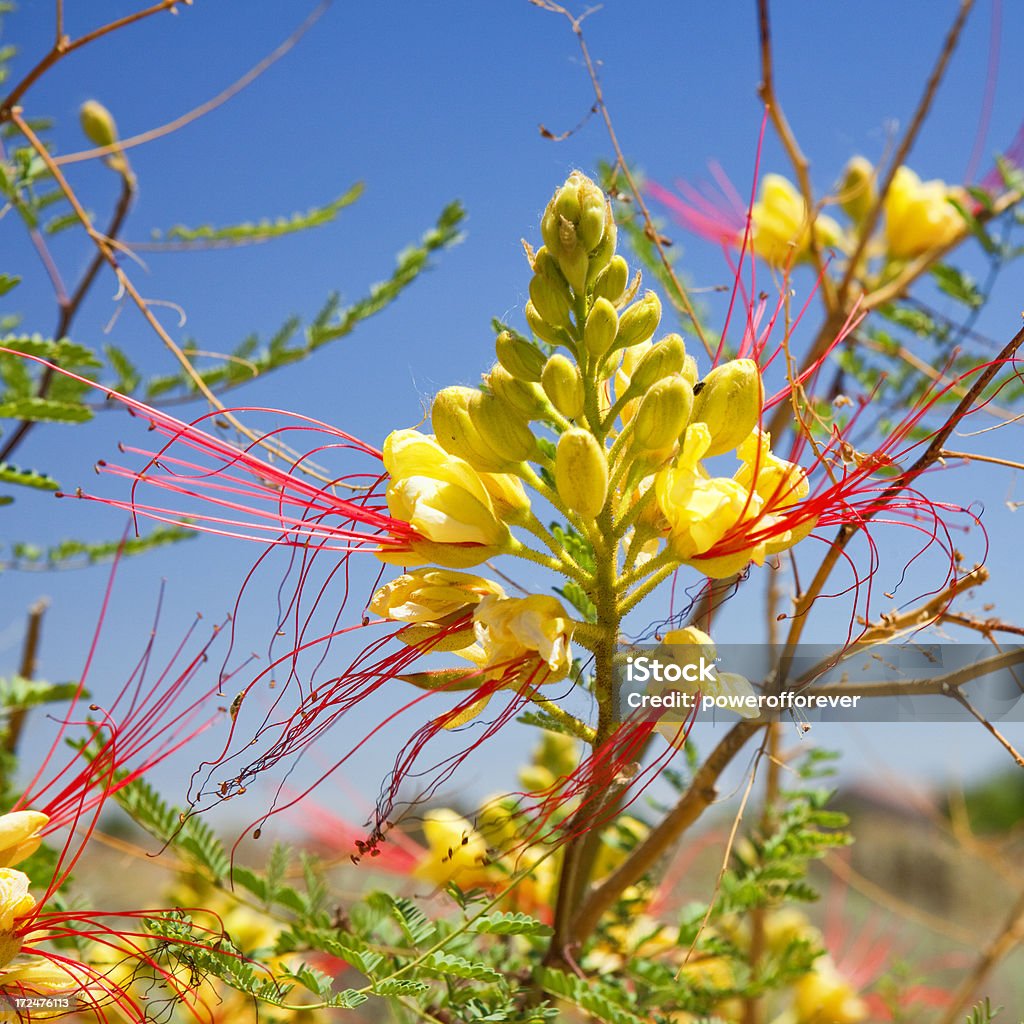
[110,773,231,881]
[140,201,465,400]
[0,460,59,491]
[151,182,364,244]
[1,525,195,571]
[537,967,645,1024]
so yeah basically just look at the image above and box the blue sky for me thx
[2,0,1023,821]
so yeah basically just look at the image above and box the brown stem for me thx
[571,719,763,943]
[0,175,135,465]
[0,1,189,121]
[5,599,49,755]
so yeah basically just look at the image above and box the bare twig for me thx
[4,599,49,755]
[530,0,713,357]
[0,174,135,464]
[54,2,331,168]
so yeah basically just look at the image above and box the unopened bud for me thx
[496,330,546,382]
[583,297,618,358]
[488,365,548,419]
[525,301,572,348]
[80,100,118,148]
[632,376,694,451]
[839,156,876,223]
[689,359,764,457]
[470,392,538,464]
[613,291,661,351]
[629,334,686,393]
[529,273,572,329]
[584,210,617,287]
[577,195,608,252]
[556,428,608,518]
[541,354,584,420]
[592,255,630,304]
[432,386,506,471]
[533,247,569,288]
[542,172,614,295]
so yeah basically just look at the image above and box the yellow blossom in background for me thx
[791,955,869,1024]
[883,166,964,259]
[0,868,35,934]
[413,809,492,888]
[749,174,842,266]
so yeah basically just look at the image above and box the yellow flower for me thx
[381,429,519,565]
[655,425,766,576]
[883,166,964,259]
[792,957,869,1024]
[0,811,48,869]
[412,809,492,888]
[462,594,574,681]
[750,174,842,267]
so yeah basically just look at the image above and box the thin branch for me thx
[4,599,49,755]
[530,0,713,357]
[0,174,135,464]
[936,886,1024,1024]
[54,2,332,168]
[836,0,976,306]
[755,0,834,312]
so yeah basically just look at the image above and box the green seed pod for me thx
[541,354,584,420]
[689,358,764,457]
[525,301,572,348]
[495,330,546,382]
[613,291,662,351]
[592,255,630,304]
[528,273,572,329]
[470,392,538,464]
[488,365,548,419]
[80,100,119,148]
[632,376,694,451]
[583,297,618,358]
[431,386,506,471]
[628,333,686,393]
[555,428,608,519]
[839,155,876,223]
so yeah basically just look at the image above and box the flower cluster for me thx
[651,158,967,272]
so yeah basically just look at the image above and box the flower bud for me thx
[556,428,608,519]
[541,172,614,295]
[541,354,584,420]
[632,375,694,451]
[583,297,618,358]
[592,255,630,304]
[470,392,538,465]
[487,364,548,419]
[839,156,876,223]
[532,247,570,289]
[689,359,764,457]
[431,386,507,471]
[79,100,119,148]
[525,301,572,348]
[584,210,617,287]
[528,273,572,329]
[495,330,546,382]
[612,291,661,351]
[628,333,686,393]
